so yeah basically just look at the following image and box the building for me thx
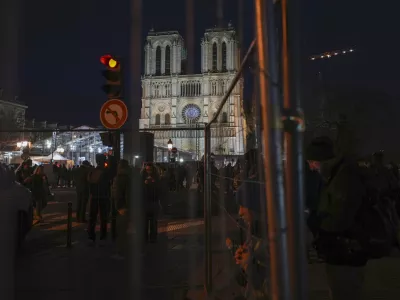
[0,96,27,145]
[139,23,246,161]
[0,94,28,163]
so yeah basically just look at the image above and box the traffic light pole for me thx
[113,130,121,162]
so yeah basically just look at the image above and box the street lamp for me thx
[70,145,76,163]
[134,155,139,168]
[167,139,173,162]
[167,139,173,150]
[17,141,28,148]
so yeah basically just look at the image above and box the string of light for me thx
[309,48,355,61]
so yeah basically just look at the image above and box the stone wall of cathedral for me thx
[139,25,245,157]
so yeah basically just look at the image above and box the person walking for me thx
[87,154,112,245]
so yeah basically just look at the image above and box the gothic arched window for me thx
[222,42,227,71]
[165,113,171,125]
[155,114,161,125]
[165,45,171,75]
[221,112,228,123]
[212,43,218,71]
[155,46,161,75]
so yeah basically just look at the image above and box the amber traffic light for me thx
[100,54,122,98]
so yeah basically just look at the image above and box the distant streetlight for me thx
[133,155,139,168]
[56,147,65,153]
[167,139,173,150]
[16,141,28,148]
[167,139,173,162]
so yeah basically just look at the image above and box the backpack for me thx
[355,166,400,259]
[88,168,105,184]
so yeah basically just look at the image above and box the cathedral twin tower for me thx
[143,24,240,76]
[140,24,245,159]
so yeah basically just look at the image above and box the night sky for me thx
[1,0,399,127]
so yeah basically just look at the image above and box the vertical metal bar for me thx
[114,130,121,162]
[203,126,212,294]
[238,0,243,52]
[217,0,224,27]
[129,0,143,299]
[254,1,291,300]
[282,0,308,298]
[66,202,72,248]
[186,0,194,74]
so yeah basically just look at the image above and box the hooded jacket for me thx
[112,165,131,210]
[318,156,366,233]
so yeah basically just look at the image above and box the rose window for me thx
[182,104,201,123]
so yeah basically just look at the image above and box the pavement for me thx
[11,187,400,300]
[186,194,400,300]
[14,187,205,300]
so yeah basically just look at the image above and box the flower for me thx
[226,238,233,249]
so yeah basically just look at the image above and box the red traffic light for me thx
[100,54,119,69]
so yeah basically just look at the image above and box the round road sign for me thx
[100,99,128,129]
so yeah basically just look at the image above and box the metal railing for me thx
[203,38,256,295]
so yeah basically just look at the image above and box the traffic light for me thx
[100,54,122,98]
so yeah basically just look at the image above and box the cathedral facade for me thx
[139,24,245,160]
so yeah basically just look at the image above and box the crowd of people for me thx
[229,137,400,300]
[13,141,400,299]
[15,160,51,223]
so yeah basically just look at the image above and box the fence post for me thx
[67,202,72,248]
[204,125,212,294]
[111,201,117,241]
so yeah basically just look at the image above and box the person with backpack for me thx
[306,136,368,300]
[87,154,112,245]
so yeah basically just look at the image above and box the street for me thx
[12,188,400,300]
[14,188,205,300]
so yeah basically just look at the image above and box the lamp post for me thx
[51,131,57,162]
[167,139,173,162]
[134,155,139,168]
[16,141,30,161]
[71,145,76,163]
[16,141,28,149]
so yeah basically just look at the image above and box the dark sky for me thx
[1,0,399,126]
